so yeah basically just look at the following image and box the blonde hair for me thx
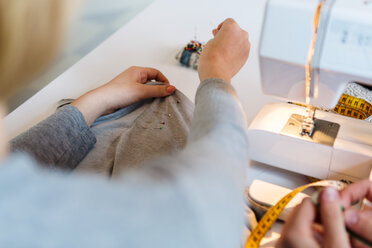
[0,0,76,101]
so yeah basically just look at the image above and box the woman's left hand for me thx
[72,66,176,126]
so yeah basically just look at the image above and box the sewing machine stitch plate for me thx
[281,114,340,146]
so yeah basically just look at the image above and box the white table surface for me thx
[5,0,311,245]
[6,0,277,138]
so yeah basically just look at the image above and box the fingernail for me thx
[345,210,358,226]
[166,86,175,93]
[322,187,339,203]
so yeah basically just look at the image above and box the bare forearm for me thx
[71,87,110,127]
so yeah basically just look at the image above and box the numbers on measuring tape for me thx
[334,94,372,120]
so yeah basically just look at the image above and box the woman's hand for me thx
[72,66,175,126]
[276,187,350,248]
[277,180,372,248]
[340,180,372,248]
[198,18,250,83]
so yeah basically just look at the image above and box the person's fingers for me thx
[311,223,325,244]
[277,198,319,248]
[340,180,372,208]
[138,67,170,84]
[199,18,249,82]
[344,209,372,248]
[215,20,225,32]
[212,18,238,37]
[364,204,372,211]
[287,198,317,231]
[320,187,350,248]
[139,84,175,99]
[212,22,224,37]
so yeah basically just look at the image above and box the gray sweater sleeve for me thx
[115,78,249,247]
[174,78,249,246]
[10,105,96,170]
[1,78,249,248]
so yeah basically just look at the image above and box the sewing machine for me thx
[247,0,372,182]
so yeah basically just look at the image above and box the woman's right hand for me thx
[198,18,250,83]
[276,187,350,248]
[340,179,372,248]
[276,180,372,248]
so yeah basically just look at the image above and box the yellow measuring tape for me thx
[294,93,372,120]
[244,180,346,248]
[333,94,372,120]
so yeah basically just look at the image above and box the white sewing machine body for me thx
[248,0,372,182]
[249,103,372,182]
[259,0,372,108]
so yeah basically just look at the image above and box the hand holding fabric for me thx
[72,66,175,126]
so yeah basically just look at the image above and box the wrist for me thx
[199,71,231,83]
[88,86,115,113]
[198,62,231,83]
[71,88,109,126]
